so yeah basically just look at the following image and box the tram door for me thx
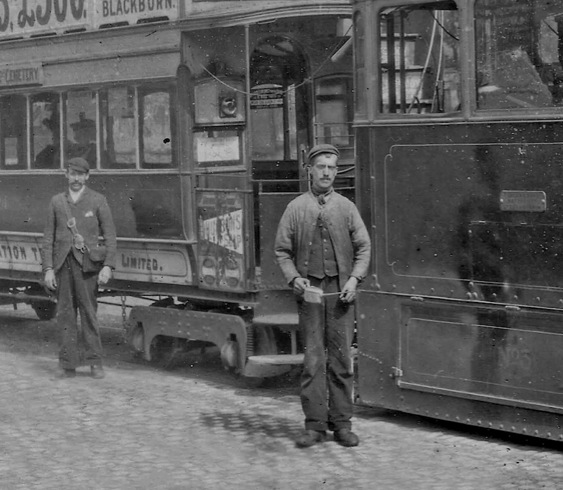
[250,36,309,189]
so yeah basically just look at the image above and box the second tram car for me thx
[0,1,354,380]
[353,0,563,440]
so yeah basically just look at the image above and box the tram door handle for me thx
[505,305,521,312]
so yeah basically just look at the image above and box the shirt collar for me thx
[68,186,86,203]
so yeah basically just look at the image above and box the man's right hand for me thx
[44,270,57,291]
[292,277,310,295]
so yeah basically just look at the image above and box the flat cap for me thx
[67,157,90,173]
[306,144,340,165]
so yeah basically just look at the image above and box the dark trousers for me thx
[298,276,355,432]
[56,254,103,369]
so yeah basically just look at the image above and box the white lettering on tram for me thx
[120,254,161,272]
[0,0,87,32]
[101,0,173,17]
[0,244,41,262]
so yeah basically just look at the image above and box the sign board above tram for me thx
[0,62,43,87]
[0,0,179,39]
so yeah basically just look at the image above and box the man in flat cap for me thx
[274,144,371,448]
[42,157,117,379]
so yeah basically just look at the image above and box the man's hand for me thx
[98,266,112,285]
[44,269,57,291]
[292,277,310,296]
[340,276,359,303]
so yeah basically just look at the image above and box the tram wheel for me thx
[30,300,57,321]
[149,336,186,370]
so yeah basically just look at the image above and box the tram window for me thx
[0,95,27,170]
[314,76,353,161]
[31,93,61,169]
[354,11,367,118]
[140,87,174,168]
[475,1,562,110]
[100,87,137,169]
[65,90,98,168]
[378,2,460,115]
[251,84,286,161]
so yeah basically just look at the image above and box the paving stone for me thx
[0,308,563,489]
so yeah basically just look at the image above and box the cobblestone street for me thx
[0,304,562,490]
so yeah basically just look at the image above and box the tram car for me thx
[353,0,563,440]
[0,0,354,380]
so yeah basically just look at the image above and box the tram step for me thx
[247,354,304,365]
[243,354,304,378]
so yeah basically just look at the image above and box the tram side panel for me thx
[356,123,563,440]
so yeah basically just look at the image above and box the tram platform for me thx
[0,305,561,490]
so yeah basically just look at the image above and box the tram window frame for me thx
[99,83,177,170]
[64,89,99,170]
[31,92,62,170]
[314,75,354,163]
[139,84,175,169]
[100,86,138,169]
[354,10,367,119]
[474,0,563,113]
[192,77,246,171]
[376,1,461,117]
[0,95,27,170]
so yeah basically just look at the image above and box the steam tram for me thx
[0,1,354,379]
[353,0,563,440]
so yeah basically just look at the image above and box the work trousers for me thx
[56,254,103,369]
[298,275,355,432]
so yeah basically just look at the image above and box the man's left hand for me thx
[98,266,112,285]
[340,276,359,303]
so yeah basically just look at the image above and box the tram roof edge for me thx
[179,4,352,30]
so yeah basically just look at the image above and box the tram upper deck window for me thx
[0,95,26,170]
[378,2,461,115]
[475,1,563,111]
[32,93,61,169]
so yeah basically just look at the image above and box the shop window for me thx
[31,93,61,169]
[140,87,174,168]
[0,95,27,170]
[100,86,137,169]
[65,90,98,168]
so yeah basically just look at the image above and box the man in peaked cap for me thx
[42,157,117,379]
[274,144,371,448]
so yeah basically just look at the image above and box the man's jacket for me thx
[41,187,117,273]
[274,191,371,290]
